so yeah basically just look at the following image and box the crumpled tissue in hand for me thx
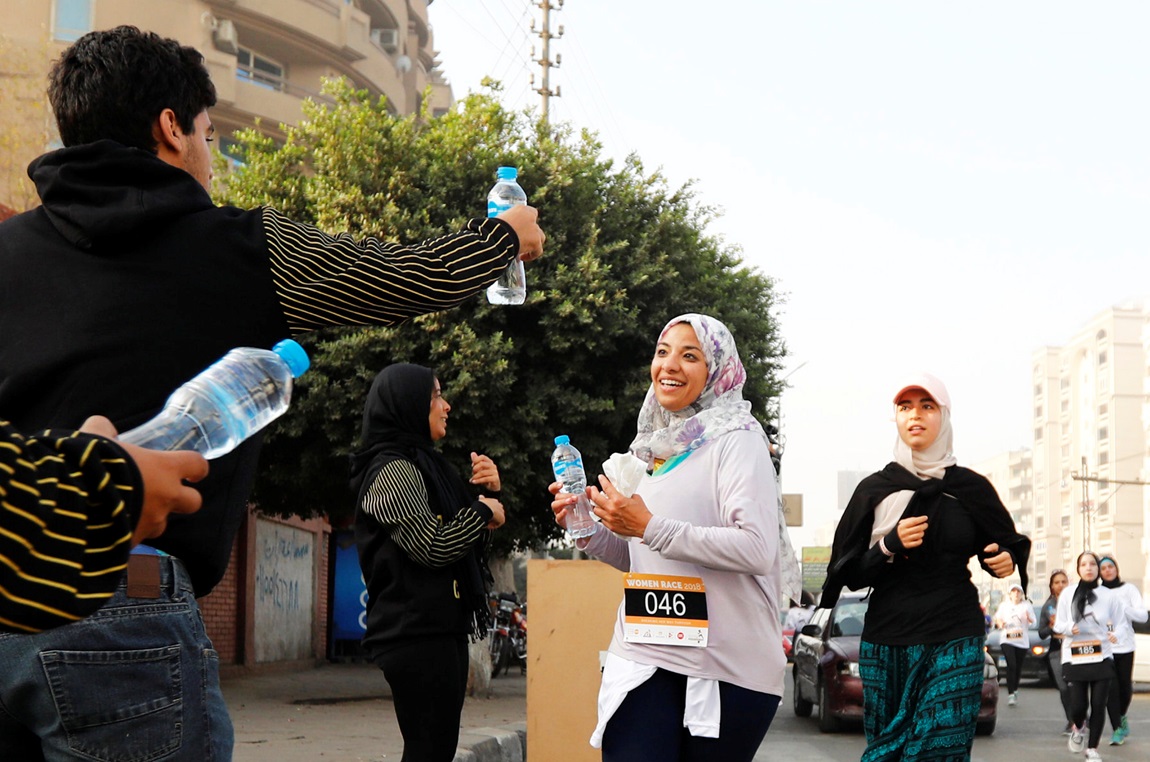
[602,452,647,498]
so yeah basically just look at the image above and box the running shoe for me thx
[1085,749,1102,761]
[1008,692,1018,707]
[1069,726,1086,754]
[1110,725,1128,746]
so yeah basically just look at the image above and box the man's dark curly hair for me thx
[48,25,217,151]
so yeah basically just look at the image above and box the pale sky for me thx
[428,1,1150,548]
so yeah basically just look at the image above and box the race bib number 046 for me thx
[622,573,708,648]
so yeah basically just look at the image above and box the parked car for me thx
[791,590,999,735]
[1132,618,1150,684]
[783,623,795,661]
[985,603,1052,685]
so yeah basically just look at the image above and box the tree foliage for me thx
[216,80,787,553]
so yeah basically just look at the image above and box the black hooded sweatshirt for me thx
[0,141,517,595]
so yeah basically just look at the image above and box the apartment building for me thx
[0,0,451,210]
[1030,303,1148,595]
[970,448,1034,597]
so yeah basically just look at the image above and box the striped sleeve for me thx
[359,459,488,569]
[262,208,520,333]
[0,421,141,633]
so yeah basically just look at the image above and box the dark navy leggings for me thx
[602,668,780,762]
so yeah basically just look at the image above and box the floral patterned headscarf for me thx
[629,313,802,603]
[629,313,763,466]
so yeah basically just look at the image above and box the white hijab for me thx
[870,373,958,547]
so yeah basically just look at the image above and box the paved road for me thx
[757,675,1149,761]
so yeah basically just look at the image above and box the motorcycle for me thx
[488,591,527,677]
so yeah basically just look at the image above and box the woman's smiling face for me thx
[650,322,708,412]
[427,378,450,441]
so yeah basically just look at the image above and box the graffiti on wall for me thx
[253,520,315,662]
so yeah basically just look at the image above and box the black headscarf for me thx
[1072,551,1102,622]
[349,363,492,640]
[1099,555,1123,590]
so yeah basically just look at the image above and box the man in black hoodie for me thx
[0,25,545,760]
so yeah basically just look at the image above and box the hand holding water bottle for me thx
[495,204,545,261]
[549,435,597,538]
[485,167,546,304]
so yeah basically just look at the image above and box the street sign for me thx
[782,493,803,526]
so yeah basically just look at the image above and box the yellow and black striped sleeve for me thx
[359,459,490,569]
[0,421,141,633]
[262,208,520,333]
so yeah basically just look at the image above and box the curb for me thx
[454,722,527,762]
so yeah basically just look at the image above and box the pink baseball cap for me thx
[893,372,951,410]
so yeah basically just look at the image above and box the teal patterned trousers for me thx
[859,635,986,762]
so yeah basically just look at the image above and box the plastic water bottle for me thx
[550,435,596,538]
[120,339,310,460]
[485,166,528,305]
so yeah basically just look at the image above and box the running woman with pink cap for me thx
[822,373,1031,762]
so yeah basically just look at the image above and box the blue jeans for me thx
[0,556,233,761]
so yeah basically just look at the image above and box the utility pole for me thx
[530,0,563,123]
[1070,459,1148,552]
[1073,456,1094,552]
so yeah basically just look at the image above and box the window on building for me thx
[53,0,92,42]
[1035,426,1043,442]
[1098,451,1108,465]
[217,137,247,171]
[1034,383,1043,397]
[1098,350,1108,366]
[1061,399,1069,415]
[1061,377,1070,390]
[1035,405,1043,419]
[237,48,285,92]
[1098,403,1107,416]
[1098,426,1108,441]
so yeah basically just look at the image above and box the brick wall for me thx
[199,538,242,664]
[198,507,331,668]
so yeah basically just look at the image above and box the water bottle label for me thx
[488,200,512,218]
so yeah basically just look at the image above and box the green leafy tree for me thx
[217,80,787,553]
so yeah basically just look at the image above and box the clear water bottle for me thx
[550,435,596,539]
[120,339,310,460]
[485,166,528,305]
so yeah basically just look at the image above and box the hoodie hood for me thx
[28,140,214,249]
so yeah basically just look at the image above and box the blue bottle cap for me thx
[272,339,310,378]
[496,166,518,180]
[554,434,570,446]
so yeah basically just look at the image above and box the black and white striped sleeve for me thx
[359,459,490,569]
[262,208,519,333]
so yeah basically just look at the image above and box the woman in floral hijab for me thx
[551,313,799,762]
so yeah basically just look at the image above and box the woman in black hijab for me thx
[350,363,505,762]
